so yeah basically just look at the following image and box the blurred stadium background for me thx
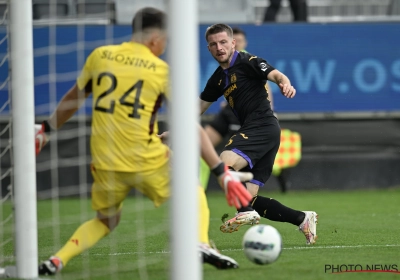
[1,0,399,195]
[0,0,400,278]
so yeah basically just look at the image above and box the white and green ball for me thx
[242,224,282,265]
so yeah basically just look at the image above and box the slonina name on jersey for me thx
[100,50,157,71]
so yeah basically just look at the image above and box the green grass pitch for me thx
[1,188,400,279]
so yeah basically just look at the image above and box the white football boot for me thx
[299,211,318,245]
[220,210,260,233]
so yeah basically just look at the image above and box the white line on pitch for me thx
[90,244,400,256]
[5,244,398,260]
[282,244,400,250]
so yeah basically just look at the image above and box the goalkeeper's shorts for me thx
[91,162,170,216]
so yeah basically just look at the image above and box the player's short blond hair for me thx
[205,23,233,42]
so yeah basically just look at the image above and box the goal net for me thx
[0,0,200,279]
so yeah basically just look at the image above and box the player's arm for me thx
[204,102,231,147]
[36,49,96,155]
[199,124,252,208]
[158,98,213,143]
[199,99,212,115]
[204,125,223,147]
[157,98,213,143]
[200,124,222,168]
[35,84,91,155]
[158,98,218,146]
[200,98,220,146]
[266,82,274,110]
[247,56,295,99]
[48,84,91,129]
[50,48,96,128]
[49,46,96,129]
[267,69,296,99]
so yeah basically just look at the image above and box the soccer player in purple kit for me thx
[200,23,318,245]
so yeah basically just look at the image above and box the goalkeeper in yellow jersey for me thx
[35,7,253,275]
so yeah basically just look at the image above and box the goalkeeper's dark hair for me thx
[205,23,233,42]
[132,7,166,33]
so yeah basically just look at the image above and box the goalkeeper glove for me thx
[212,162,253,209]
[35,120,52,155]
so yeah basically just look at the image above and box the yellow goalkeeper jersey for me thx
[77,42,169,172]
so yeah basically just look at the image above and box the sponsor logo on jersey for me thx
[228,96,234,108]
[260,62,269,72]
[230,73,237,83]
[224,83,237,98]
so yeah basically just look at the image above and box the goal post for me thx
[169,0,201,279]
[1,0,38,278]
[1,0,201,278]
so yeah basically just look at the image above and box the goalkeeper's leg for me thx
[39,168,128,275]
[57,211,118,263]
[38,210,118,275]
[198,187,238,269]
[199,158,211,190]
[198,186,210,245]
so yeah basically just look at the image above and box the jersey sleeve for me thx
[76,49,98,92]
[200,78,222,102]
[246,56,275,80]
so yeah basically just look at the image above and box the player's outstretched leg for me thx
[220,195,318,245]
[251,195,318,245]
[198,243,239,269]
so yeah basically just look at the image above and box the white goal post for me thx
[1,0,200,279]
[169,0,201,279]
[0,0,38,279]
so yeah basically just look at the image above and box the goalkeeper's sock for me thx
[198,186,210,245]
[251,195,305,226]
[55,218,110,266]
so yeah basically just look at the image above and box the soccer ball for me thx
[242,224,282,265]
